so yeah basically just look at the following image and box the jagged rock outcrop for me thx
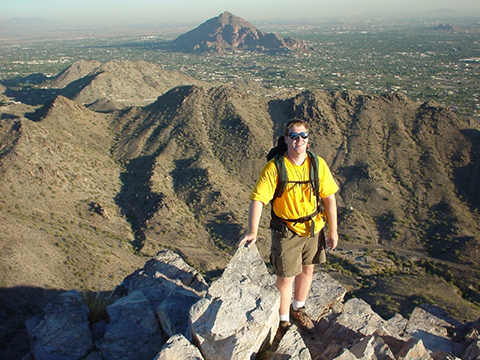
[22,247,480,360]
[111,250,208,341]
[311,297,463,359]
[173,11,307,53]
[189,245,280,359]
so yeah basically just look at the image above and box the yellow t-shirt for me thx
[250,154,339,237]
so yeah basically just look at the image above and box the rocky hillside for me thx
[48,60,208,107]
[48,59,103,89]
[1,61,480,358]
[173,11,307,53]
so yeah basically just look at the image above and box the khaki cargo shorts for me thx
[270,224,326,278]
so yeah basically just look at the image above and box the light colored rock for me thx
[464,328,479,343]
[331,349,358,359]
[148,249,209,293]
[333,298,386,336]
[305,271,347,321]
[397,338,433,360]
[272,326,311,360]
[383,313,408,337]
[349,334,395,359]
[405,305,464,356]
[154,334,204,360]
[113,249,207,299]
[190,245,280,360]
[112,249,205,341]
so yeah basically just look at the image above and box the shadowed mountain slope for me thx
[109,84,274,269]
[173,11,307,53]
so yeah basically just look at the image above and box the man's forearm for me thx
[323,194,337,232]
[238,200,264,247]
[248,200,264,237]
[323,194,338,249]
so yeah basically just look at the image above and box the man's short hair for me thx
[284,118,310,136]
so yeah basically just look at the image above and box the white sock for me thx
[292,299,305,311]
[279,314,289,322]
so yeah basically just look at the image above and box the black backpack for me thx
[267,136,324,236]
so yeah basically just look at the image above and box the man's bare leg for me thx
[293,264,314,303]
[275,276,295,318]
[290,265,316,334]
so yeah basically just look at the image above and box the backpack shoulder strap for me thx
[307,150,323,214]
[273,152,288,200]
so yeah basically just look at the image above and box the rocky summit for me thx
[22,248,480,360]
[173,11,307,53]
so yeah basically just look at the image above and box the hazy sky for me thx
[2,0,480,26]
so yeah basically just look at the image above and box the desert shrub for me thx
[81,286,113,324]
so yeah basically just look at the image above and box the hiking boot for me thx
[274,320,291,343]
[290,306,315,335]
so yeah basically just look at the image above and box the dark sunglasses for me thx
[288,132,308,140]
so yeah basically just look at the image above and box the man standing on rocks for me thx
[238,118,339,335]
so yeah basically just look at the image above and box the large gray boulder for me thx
[112,249,206,340]
[25,290,93,360]
[96,290,166,360]
[113,249,207,298]
[141,249,208,293]
[313,297,470,359]
[190,245,280,360]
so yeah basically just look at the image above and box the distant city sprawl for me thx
[1,18,479,117]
